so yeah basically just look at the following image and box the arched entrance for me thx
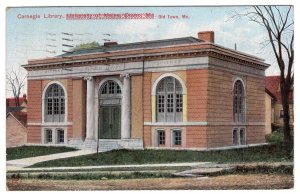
[99,80,122,139]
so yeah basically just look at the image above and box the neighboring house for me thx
[22,31,269,151]
[265,75,294,134]
[265,89,276,134]
[6,94,28,113]
[6,112,27,148]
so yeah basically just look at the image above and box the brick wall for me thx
[131,75,143,138]
[206,68,266,147]
[247,76,265,123]
[143,72,152,122]
[6,115,27,147]
[27,80,42,123]
[246,126,265,144]
[206,126,233,147]
[186,126,207,148]
[207,69,233,122]
[72,79,86,139]
[67,79,73,139]
[186,69,208,121]
[27,80,42,143]
[143,125,151,147]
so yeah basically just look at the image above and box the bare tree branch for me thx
[6,68,27,107]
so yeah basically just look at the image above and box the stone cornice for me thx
[23,45,269,71]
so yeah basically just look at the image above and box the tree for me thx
[6,68,26,107]
[232,6,294,151]
[72,41,100,51]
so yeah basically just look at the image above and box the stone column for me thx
[85,76,95,140]
[121,74,131,139]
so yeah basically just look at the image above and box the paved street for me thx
[7,174,293,190]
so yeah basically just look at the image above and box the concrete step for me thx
[83,139,144,152]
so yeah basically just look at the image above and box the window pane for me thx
[60,98,65,114]
[116,85,121,94]
[158,95,165,113]
[167,94,174,112]
[176,94,183,112]
[175,80,182,92]
[157,81,164,93]
[109,81,115,94]
[101,83,107,94]
[47,99,52,115]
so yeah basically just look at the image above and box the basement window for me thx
[157,130,165,146]
[172,130,182,146]
[57,129,65,144]
[233,128,246,146]
[45,129,53,144]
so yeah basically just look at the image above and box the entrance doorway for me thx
[100,106,121,139]
[99,80,122,139]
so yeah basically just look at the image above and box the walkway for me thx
[7,161,209,172]
[6,150,96,170]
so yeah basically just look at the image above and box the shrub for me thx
[266,131,284,144]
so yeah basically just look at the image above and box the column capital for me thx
[84,76,93,81]
[120,73,130,79]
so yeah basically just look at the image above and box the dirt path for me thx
[7,174,293,190]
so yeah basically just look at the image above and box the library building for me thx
[23,31,269,151]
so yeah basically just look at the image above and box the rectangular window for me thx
[57,129,64,143]
[233,129,238,145]
[157,130,165,146]
[45,129,52,143]
[280,110,284,118]
[173,130,182,146]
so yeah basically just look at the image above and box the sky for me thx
[5,6,291,97]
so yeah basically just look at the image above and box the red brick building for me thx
[22,31,269,150]
[6,112,27,148]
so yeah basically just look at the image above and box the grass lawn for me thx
[29,144,292,168]
[7,146,78,161]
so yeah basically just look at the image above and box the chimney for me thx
[104,42,118,47]
[198,31,214,43]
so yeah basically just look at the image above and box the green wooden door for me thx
[99,106,121,139]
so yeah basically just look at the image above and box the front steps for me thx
[83,139,144,152]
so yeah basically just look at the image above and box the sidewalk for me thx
[6,149,96,170]
[7,161,209,172]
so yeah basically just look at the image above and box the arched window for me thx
[44,84,65,122]
[156,76,183,122]
[100,80,121,96]
[99,80,122,105]
[233,80,245,123]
